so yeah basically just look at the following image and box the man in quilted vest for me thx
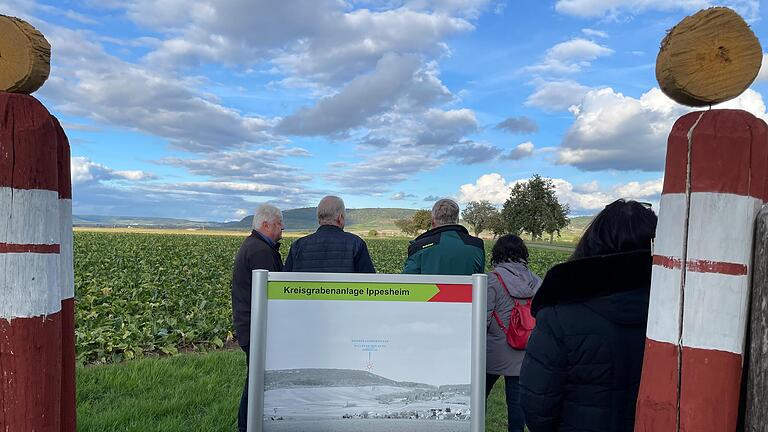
[283,195,375,273]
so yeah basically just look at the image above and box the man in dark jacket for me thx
[403,198,484,275]
[231,203,284,432]
[283,195,375,273]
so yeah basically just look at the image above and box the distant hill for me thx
[223,207,418,231]
[74,208,418,231]
[265,368,434,391]
[73,215,218,229]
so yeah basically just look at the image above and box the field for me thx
[74,231,570,365]
[73,231,569,431]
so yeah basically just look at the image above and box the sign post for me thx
[248,271,487,432]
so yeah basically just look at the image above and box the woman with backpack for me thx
[486,234,542,432]
[519,199,657,432]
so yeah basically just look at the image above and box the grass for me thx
[77,350,515,432]
[77,351,244,432]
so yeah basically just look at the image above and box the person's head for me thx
[431,198,460,228]
[491,234,529,266]
[572,199,657,260]
[252,203,284,242]
[317,195,346,228]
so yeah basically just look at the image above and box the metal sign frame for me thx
[247,271,487,432]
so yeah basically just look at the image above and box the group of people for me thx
[231,194,658,432]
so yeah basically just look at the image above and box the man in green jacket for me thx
[403,198,485,275]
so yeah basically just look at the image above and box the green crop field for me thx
[74,231,570,365]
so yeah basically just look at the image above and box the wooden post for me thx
[635,109,768,432]
[0,92,64,432]
[53,116,77,432]
[746,206,768,431]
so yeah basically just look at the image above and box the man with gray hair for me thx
[284,195,375,273]
[231,203,284,432]
[403,198,485,275]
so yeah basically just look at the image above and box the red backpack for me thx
[491,270,536,350]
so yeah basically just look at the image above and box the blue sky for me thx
[6,0,768,221]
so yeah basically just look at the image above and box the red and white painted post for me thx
[635,109,768,431]
[54,116,77,432]
[0,93,73,431]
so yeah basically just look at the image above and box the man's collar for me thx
[252,230,275,246]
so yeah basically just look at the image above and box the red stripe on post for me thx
[652,255,748,276]
[52,116,72,200]
[688,110,768,200]
[0,243,60,253]
[0,313,63,432]
[60,298,76,432]
[429,284,473,303]
[0,94,58,192]
[680,347,743,432]
[635,339,679,432]
[662,112,702,195]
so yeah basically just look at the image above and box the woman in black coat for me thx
[519,199,657,432]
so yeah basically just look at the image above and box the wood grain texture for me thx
[746,206,768,432]
[0,15,51,94]
[656,7,762,107]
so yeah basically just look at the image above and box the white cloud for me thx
[527,38,613,74]
[126,0,474,85]
[526,80,591,112]
[573,180,600,193]
[38,27,275,153]
[457,173,513,204]
[503,142,535,160]
[391,191,417,200]
[757,53,768,81]
[457,173,664,212]
[71,156,155,185]
[327,151,443,193]
[558,87,768,171]
[495,116,539,134]
[554,0,759,21]
[582,28,608,38]
[276,53,452,136]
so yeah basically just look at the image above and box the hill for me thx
[265,368,433,391]
[222,207,418,231]
[73,215,218,229]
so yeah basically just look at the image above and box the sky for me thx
[6,0,768,221]
[267,300,472,386]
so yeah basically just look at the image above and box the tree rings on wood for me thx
[656,7,762,107]
[0,15,51,94]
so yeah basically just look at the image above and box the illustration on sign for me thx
[262,279,474,432]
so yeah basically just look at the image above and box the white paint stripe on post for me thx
[686,192,763,266]
[654,193,687,259]
[681,272,751,354]
[646,264,683,345]
[0,253,61,318]
[59,199,74,300]
[0,187,60,245]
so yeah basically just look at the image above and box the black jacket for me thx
[283,225,375,273]
[231,231,283,347]
[519,250,652,432]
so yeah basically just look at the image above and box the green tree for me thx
[395,218,418,236]
[486,210,507,238]
[501,174,570,241]
[395,209,433,236]
[461,200,498,236]
[412,210,433,232]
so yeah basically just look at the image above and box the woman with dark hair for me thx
[486,234,542,432]
[519,199,657,432]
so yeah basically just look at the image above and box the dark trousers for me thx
[238,346,249,432]
[486,373,525,432]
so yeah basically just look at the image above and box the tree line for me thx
[396,174,570,241]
